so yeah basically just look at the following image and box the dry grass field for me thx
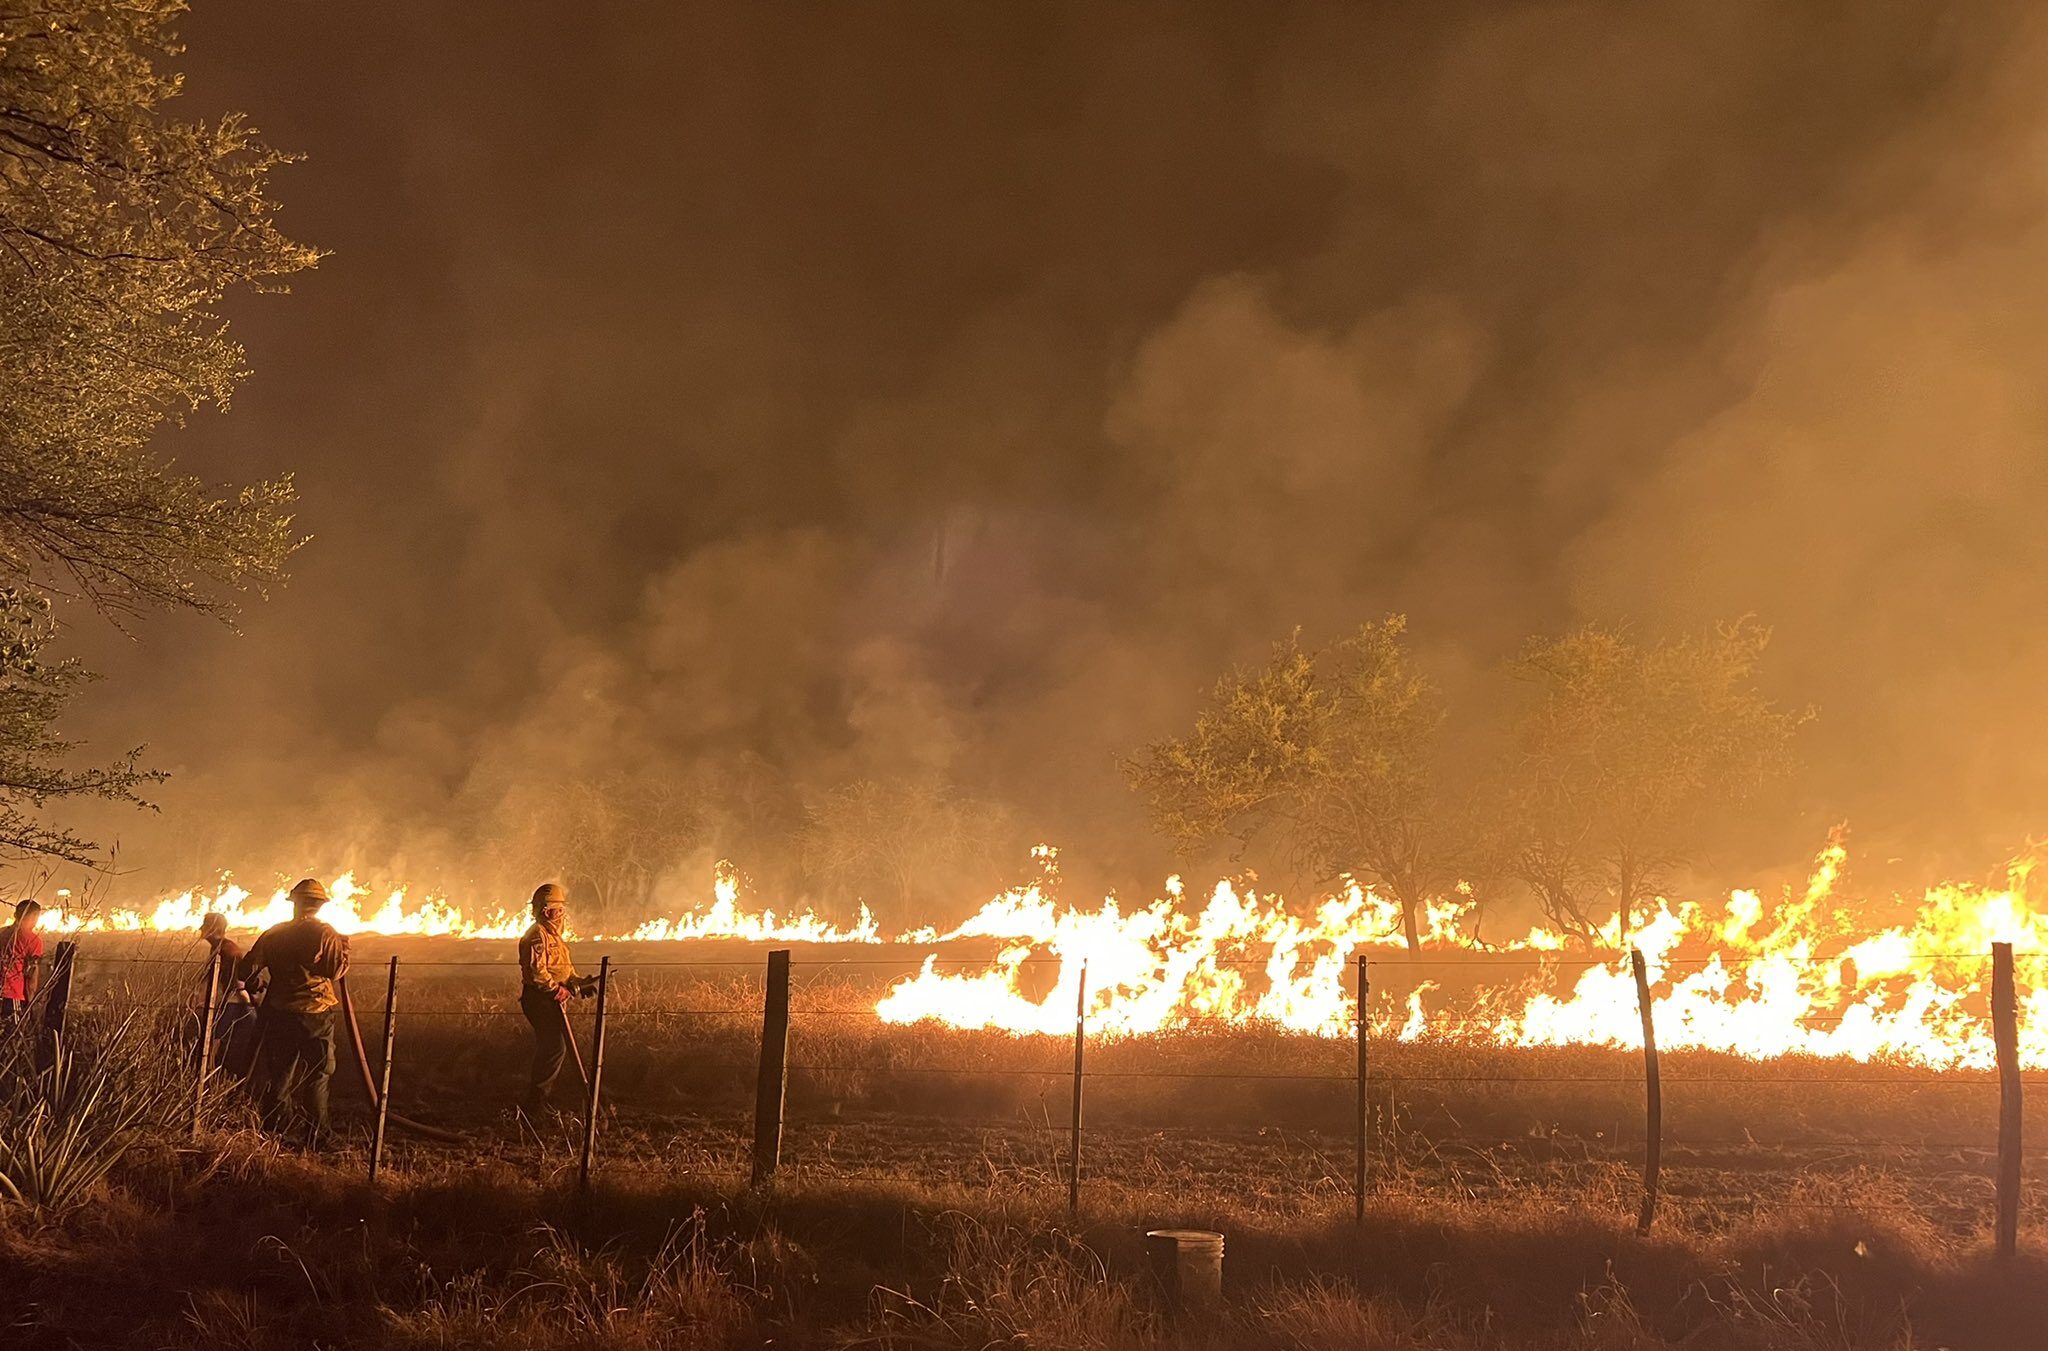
[8,933,2042,1348]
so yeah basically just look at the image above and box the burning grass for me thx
[43,829,2048,1067]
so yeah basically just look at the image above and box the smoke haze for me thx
[56,1,2048,917]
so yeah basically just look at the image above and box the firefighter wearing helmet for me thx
[238,877,350,1148]
[516,882,596,1111]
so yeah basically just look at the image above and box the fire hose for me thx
[337,976,469,1144]
[558,995,590,1092]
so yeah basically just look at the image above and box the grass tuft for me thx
[0,1015,186,1213]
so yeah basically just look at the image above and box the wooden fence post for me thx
[42,939,75,1035]
[1356,952,1369,1225]
[751,949,791,1187]
[1069,959,1088,1217]
[1631,947,1662,1236]
[1993,942,2020,1259]
[576,956,611,1193]
[192,949,220,1139]
[37,939,75,1073]
[369,956,399,1185]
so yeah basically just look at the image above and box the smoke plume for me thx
[56,1,2048,919]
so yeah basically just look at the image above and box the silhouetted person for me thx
[0,900,45,1023]
[517,883,592,1111]
[240,879,349,1147]
[197,911,254,1071]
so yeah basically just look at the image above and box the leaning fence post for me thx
[751,949,791,1187]
[37,939,75,1072]
[1631,947,1662,1235]
[1069,959,1088,1217]
[192,949,220,1138]
[576,956,611,1194]
[42,939,75,1035]
[1355,952,1369,1225]
[1993,942,2021,1259]
[369,956,400,1185]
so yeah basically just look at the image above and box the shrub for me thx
[0,1014,187,1212]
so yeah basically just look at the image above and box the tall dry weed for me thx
[849,1214,1161,1351]
[379,1212,763,1350]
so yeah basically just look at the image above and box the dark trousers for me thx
[216,1004,257,1077]
[2,997,50,1075]
[519,988,571,1104]
[253,1006,336,1144]
[190,1002,256,1072]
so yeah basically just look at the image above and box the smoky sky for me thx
[57,1,2048,907]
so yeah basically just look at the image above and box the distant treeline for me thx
[468,615,1800,950]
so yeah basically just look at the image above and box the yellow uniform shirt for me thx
[519,922,576,992]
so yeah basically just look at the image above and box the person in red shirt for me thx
[0,899,45,1021]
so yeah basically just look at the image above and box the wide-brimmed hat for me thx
[289,877,330,907]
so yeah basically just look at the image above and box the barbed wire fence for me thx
[22,938,2041,1251]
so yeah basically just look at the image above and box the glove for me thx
[571,976,599,998]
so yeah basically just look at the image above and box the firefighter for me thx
[239,878,350,1147]
[0,899,44,1023]
[197,912,255,1071]
[517,882,594,1111]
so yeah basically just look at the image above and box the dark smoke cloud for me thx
[54,1,2048,914]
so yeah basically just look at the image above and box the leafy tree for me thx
[0,590,158,863]
[554,775,708,925]
[2,0,319,612]
[1126,616,1456,954]
[799,777,1013,920]
[1498,619,1805,943]
[0,1,315,859]
[480,771,709,926]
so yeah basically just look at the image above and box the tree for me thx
[0,589,158,862]
[1498,619,1805,943]
[0,2,316,859]
[799,777,1013,921]
[481,771,710,927]
[554,775,708,925]
[1126,616,1457,954]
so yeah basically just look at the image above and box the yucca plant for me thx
[0,1013,185,1212]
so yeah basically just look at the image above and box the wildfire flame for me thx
[621,862,881,944]
[35,832,2048,1067]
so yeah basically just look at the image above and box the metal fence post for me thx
[751,949,791,1187]
[369,956,399,1185]
[1631,947,1662,1236]
[1355,951,1369,1224]
[192,949,220,1139]
[1069,959,1087,1217]
[576,955,611,1193]
[1993,942,2021,1259]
